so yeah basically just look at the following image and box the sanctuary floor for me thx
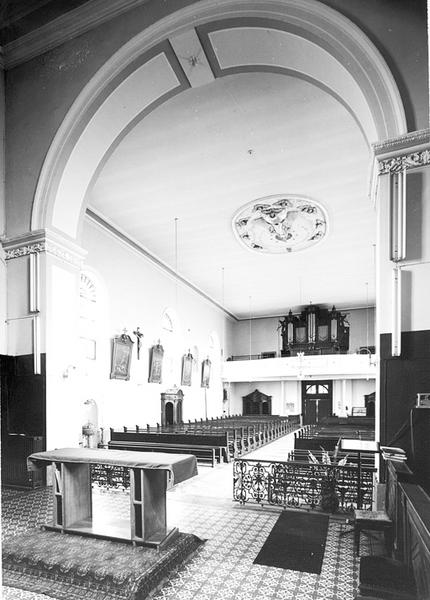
[2,433,383,600]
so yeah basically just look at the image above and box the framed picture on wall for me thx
[110,333,134,380]
[148,342,164,383]
[201,358,211,388]
[181,352,193,386]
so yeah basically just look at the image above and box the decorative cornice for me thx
[4,242,46,259]
[373,129,430,175]
[2,229,87,268]
[373,129,430,155]
[373,129,430,174]
[2,0,151,69]
[378,149,430,175]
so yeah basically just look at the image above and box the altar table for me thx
[28,447,198,548]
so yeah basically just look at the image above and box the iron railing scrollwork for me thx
[233,459,375,512]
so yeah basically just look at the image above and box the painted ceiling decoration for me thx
[233,196,327,253]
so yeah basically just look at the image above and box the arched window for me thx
[79,273,97,361]
[209,331,221,362]
[160,308,179,385]
[161,309,174,333]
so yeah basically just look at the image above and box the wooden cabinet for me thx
[2,434,45,488]
[242,389,272,415]
[279,304,349,356]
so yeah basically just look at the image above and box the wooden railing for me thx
[386,461,430,600]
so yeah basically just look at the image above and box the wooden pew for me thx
[109,414,300,464]
[109,430,229,467]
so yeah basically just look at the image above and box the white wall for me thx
[0,68,4,238]
[231,307,375,357]
[0,71,5,353]
[80,216,234,437]
[0,248,6,354]
[229,380,301,416]
[332,378,376,417]
[231,316,281,357]
[5,255,33,355]
[347,308,375,353]
[229,377,375,418]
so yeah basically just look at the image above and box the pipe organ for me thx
[279,305,349,356]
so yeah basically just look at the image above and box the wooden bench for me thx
[354,510,393,556]
[108,435,226,467]
[108,440,220,467]
[110,416,299,464]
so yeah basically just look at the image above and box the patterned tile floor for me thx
[2,434,384,600]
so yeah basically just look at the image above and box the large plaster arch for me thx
[31,0,407,242]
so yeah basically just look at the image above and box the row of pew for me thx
[108,414,301,466]
[287,448,376,469]
[295,421,375,443]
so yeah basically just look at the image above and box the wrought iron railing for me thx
[91,464,130,491]
[233,459,375,512]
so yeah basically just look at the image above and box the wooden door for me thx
[303,398,318,424]
[302,381,333,425]
[165,402,174,425]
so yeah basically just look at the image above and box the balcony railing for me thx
[233,458,376,513]
[223,353,377,382]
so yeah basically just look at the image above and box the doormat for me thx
[3,527,204,600]
[253,510,329,574]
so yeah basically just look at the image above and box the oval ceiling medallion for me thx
[233,195,328,253]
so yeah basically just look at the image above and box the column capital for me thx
[1,229,87,268]
[373,129,430,174]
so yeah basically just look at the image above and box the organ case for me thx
[279,305,349,356]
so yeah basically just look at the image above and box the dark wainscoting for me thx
[1,354,46,488]
[386,462,430,600]
[380,331,430,495]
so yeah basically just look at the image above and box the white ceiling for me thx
[89,70,375,319]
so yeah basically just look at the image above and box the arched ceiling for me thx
[88,70,375,319]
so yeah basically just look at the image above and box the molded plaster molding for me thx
[374,129,430,174]
[374,128,430,156]
[3,229,86,268]
[2,0,151,70]
[32,0,407,241]
[378,150,430,174]
[85,207,238,321]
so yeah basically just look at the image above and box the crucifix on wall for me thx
[133,327,144,359]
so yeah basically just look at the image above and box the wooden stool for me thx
[354,510,393,556]
[359,556,417,600]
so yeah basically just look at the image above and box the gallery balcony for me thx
[222,353,377,382]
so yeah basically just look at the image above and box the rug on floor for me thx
[253,510,329,574]
[3,527,204,600]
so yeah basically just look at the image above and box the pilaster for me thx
[373,129,430,446]
[2,229,87,448]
